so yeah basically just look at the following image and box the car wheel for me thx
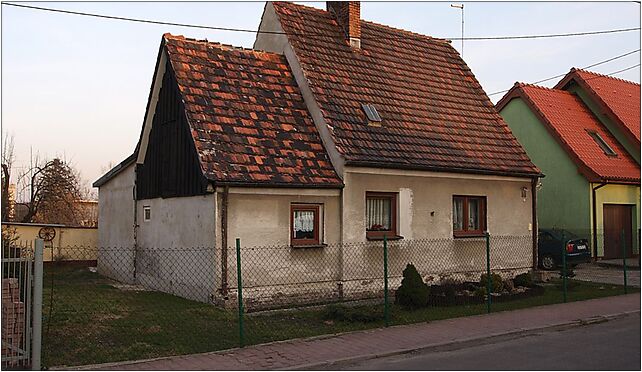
[541,255,555,270]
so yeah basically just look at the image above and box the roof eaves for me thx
[212,179,344,189]
[344,159,543,179]
[92,153,137,188]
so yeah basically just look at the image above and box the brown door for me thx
[603,204,633,259]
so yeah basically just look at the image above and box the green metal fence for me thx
[32,230,638,367]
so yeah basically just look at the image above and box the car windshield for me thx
[551,229,579,240]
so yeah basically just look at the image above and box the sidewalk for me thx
[86,294,640,371]
[596,258,640,270]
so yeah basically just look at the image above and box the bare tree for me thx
[21,158,84,225]
[1,132,15,222]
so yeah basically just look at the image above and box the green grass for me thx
[42,265,636,368]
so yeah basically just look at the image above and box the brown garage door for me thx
[603,204,633,259]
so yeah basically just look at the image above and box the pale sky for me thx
[2,1,640,193]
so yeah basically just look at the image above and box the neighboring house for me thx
[497,69,640,260]
[94,2,541,305]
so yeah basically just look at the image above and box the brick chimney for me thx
[327,2,361,49]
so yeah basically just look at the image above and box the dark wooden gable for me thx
[136,56,207,200]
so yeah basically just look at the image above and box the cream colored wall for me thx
[2,223,98,261]
[225,188,342,247]
[338,168,534,298]
[222,188,343,307]
[342,168,534,242]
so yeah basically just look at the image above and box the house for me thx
[497,68,640,260]
[94,2,541,306]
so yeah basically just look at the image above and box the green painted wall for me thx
[591,183,641,256]
[566,84,640,164]
[500,99,591,235]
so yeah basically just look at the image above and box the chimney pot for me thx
[327,2,361,48]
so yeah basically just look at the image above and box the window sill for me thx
[366,235,404,241]
[290,243,327,249]
[453,233,486,239]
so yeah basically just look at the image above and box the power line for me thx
[488,49,641,96]
[2,2,640,42]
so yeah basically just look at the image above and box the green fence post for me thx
[485,232,491,314]
[622,230,628,295]
[562,242,567,303]
[383,234,390,327]
[236,238,245,348]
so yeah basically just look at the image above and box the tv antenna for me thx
[450,3,464,57]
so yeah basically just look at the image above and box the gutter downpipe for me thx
[592,182,608,260]
[220,185,230,296]
[133,166,139,281]
[531,177,538,269]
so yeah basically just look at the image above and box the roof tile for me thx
[517,84,639,183]
[163,34,342,188]
[271,2,540,177]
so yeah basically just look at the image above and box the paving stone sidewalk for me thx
[87,294,640,371]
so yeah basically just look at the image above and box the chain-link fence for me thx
[25,232,638,368]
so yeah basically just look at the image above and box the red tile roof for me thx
[163,34,342,188]
[502,83,639,184]
[270,2,540,178]
[555,68,641,145]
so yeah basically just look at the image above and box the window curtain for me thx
[367,198,391,231]
[293,210,315,238]
[468,198,479,230]
[453,198,463,231]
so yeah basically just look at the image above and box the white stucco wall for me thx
[135,194,217,302]
[96,164,136,283]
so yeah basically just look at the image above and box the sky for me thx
[2,1,640,194]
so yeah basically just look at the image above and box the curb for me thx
[284,310,640,371]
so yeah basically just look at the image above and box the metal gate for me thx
[1,239,43,370]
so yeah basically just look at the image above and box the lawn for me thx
[42,264,635,368]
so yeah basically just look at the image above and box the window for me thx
[587,130,617,157]
[143,206,151,222]
[361,103,382,125]
[291,204,320,246]
[453,196,486,237]
[366,192,397,238]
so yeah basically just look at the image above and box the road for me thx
[340,313,641,371]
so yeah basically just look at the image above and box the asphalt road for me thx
[340,313,641,371]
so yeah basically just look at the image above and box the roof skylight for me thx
[587,130,617,157]
[362,103,382,124]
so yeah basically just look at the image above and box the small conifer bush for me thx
[480,273,505,293]
[395,264,429,308]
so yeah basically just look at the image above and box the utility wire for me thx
[488,50,641,96]
[2,2,640,42]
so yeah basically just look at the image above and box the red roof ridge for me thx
[163,33,278,57]
[513,82,561,92]
[361,19,450,44]
[273,2,450,45]
[571,67,641,86]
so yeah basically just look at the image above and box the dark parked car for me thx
[538,229,591,270]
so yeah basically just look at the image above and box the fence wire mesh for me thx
[11,231,636,368]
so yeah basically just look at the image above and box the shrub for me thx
[503,279,515,293]
[395,264,429,308]
[479,273,504,293]
[513,272,534,288]
[474,286,487,298]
